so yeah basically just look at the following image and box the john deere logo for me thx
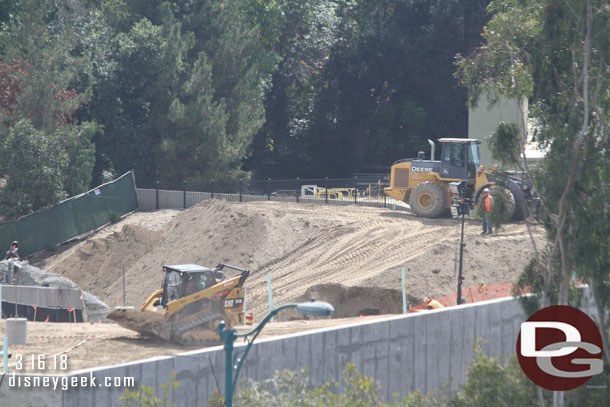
[516,305,603,391]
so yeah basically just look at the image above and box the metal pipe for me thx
[427,139,435,161]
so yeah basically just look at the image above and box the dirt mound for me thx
[296,283,409,318]
[37,200,545,322]
[42,224,162,304]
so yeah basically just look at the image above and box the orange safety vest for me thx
[427,299,444,310]
[482,195,493,212]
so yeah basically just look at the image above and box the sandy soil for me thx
[3,200,545,370]
[35,200,545,319]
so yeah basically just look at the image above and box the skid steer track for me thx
[171,311,227,346]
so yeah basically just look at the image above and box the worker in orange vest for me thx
[480,188,494,235]
[424,297,444,310]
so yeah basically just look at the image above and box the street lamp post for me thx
[457,199,466,306]
[450,181,470,306]
[218,300,334,407]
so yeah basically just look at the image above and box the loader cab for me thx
[160,264,223,307]
[438,139,481,182]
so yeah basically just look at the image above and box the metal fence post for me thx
[211,180,214,199]
[296,177,300,203]
[267,178,271,201]
[239,179,243,202]
[183,180,187,209]
[325,177,328,204]
[156,181,159,210]
[384,193,387,208]
[354,177,358,204]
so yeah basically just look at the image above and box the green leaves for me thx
[120,370,178,407]
[80,0,279,184]
[0,119,68,218]
[0,0,97,218]
[488,121,521,167]
[62,121,98,197]
[459,0,610,361]
[455,0,542,107]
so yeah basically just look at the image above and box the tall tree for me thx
[0,0,97,217]
[253,0,490,178]
[0,120,68,217]
[82,0,279,185]
[456,3,610,405]
[247,0,341,178]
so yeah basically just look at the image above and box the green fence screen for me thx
[0,172,138,258]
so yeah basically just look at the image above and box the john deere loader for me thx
[107,263,248,346]
[384,138,537,218]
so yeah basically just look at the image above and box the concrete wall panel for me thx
[0,291,598,407]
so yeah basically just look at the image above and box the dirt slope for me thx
[37,200,545,320]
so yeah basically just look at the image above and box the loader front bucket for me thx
[107,307,172,341]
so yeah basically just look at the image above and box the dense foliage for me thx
[456,0,610,382]
[0,0,490,217]
[201,351,608,407]
[250,0,491,178]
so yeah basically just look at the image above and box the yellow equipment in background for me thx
[384,138,532,218]
[108,263,248,346]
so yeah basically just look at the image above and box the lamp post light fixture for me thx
[218,299,334,407]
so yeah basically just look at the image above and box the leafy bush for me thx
[488,122,521,169]
[208,352,532,407]
[474,186,512,233]
[488,187,513,231]
[120,371,178,407]
[108,211,121,224]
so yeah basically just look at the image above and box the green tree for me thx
[302,0,490,177]
[456,3,610,406]
[247,0,341,178]
[62,122,98,196]
[82,0,278,184]
[0,120,67,217]
[0,0,98,217]
[453,346,538,407]
[0,0,88,132]
[488,122,521,169]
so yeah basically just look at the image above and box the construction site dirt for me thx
[2,200,545,371]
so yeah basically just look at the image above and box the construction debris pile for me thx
[0,260,109,322]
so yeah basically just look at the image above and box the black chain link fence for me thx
[136,177,410,212]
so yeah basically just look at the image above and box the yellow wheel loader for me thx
[107,263,248,346]
[384,138,536,218]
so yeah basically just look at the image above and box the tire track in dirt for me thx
[247,216,458,314]
[37,200,544,327]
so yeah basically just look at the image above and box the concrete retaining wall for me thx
[0,286,82,309]
[0,292,599,407]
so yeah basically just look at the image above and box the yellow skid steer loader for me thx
[107,263,248,346]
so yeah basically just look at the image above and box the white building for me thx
[468,96,544,170]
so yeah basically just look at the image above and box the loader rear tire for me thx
[409,182,447,218]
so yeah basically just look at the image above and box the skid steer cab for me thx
[148,263,249,316]
[158,264,225,307]
[384,138,533,218]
